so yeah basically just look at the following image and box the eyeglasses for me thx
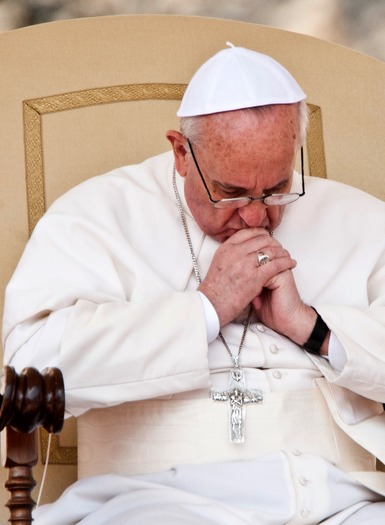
[187,139,305,209]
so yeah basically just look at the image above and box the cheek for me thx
[184,185,234,236]
[184,180,212,224]
[268,206,286,229]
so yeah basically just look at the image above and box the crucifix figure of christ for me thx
[211,367,263,444]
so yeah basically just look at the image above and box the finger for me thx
[251,247,293,267]
[225,227,273,246]
[254,253,297,280]
[242,233,288,255]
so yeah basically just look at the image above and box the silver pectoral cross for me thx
[211,367,263,444]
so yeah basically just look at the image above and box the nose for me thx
[237,200,267,227]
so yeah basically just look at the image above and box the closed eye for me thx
[215,177,291,198]
[213,182,246,197]
[264,177,291,195]
[220,187,245,197]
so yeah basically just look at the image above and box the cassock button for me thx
[299,477,310,486]
[272,370,282,379]
[301,508,310,518]
[256,323,265,332]
[270,344,279,354]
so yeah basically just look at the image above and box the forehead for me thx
[196,105,299,185]
[201,105,299,149]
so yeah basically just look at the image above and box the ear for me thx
[166,130,189,177]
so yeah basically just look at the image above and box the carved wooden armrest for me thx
[0,366,65,525]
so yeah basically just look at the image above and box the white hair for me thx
[180,101,309,147]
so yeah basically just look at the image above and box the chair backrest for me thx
[1,14,385,516]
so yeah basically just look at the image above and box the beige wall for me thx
[1,0,385,62]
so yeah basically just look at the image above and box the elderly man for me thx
[3,45,385,524]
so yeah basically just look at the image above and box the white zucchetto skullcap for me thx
[177,43,306,117]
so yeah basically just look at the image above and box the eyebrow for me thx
[214,176,291,195]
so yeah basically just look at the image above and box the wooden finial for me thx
[1,366,65,524]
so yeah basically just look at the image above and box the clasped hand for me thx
[198,228,313,345]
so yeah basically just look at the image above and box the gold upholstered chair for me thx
[1,14,385,523]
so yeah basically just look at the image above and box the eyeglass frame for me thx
[186,138,305,209]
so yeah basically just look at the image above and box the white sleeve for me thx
[4,307,71,371]
[198,292,220,343]
[327,331,347,371]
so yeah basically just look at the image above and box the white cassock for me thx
[3,151,385,524]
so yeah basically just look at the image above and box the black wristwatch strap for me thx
[303,307,329,355]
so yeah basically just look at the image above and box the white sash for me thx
[78,386,375,480]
